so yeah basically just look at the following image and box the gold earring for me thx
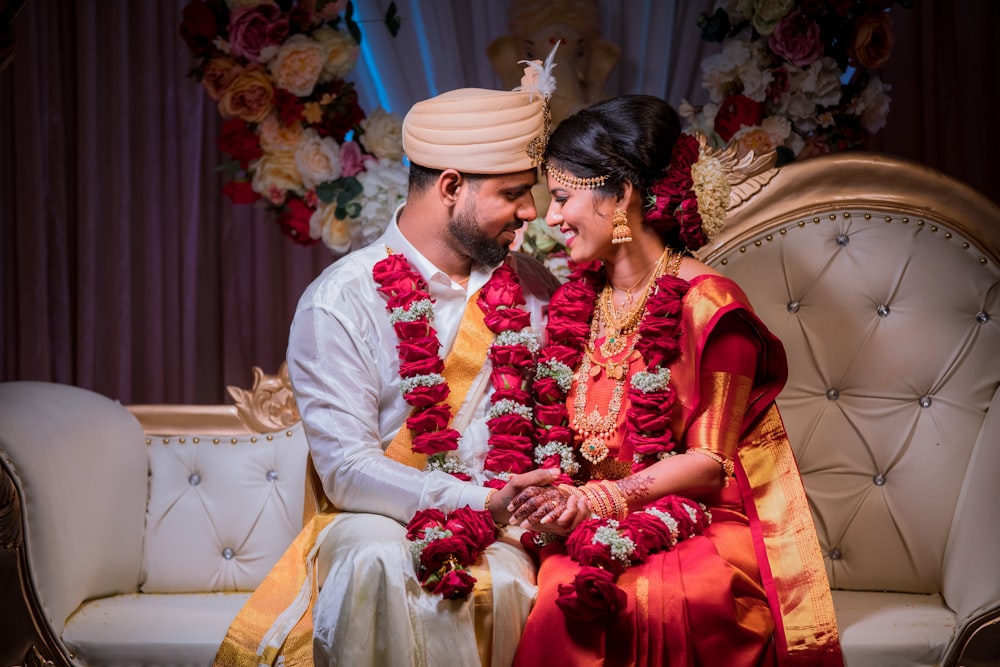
[611,208,632,245]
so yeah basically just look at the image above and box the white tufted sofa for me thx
[699,151,1000,666]
[0,371,307,666]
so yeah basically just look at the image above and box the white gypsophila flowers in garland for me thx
[487,398,535,422]
[687,502,712,524]
[389,299,434,324]
[592,521,637,563]
[494,330,541,353]
[691,153,731,240]
[408,525,452,557]
[427,453,471,476]
[399,373,446,396]
[630,367,673,394]
[644,507,682,547]
[535,358,574,393]
[534,441,581,476]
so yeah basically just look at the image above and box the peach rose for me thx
[258,114,304,152]
[295,128,343,189]
[312,26,360,82]
[218,65,274,123]
[309,202,353,254]
[250,149,304,205]
[201,56,244,101]
[850,13,894,70]
[269,34,326,97]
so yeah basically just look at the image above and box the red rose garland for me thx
[555,495,711,620]
[373,251,540,599]
[645,133,708,252]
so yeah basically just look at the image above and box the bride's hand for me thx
[508,485,592,535]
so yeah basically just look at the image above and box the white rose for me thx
[795,57,842,108]
[312,26,361,82]
[761,115,792,141]
[785,91,816,122]
[354,158,408,241]
[359,108,405,161]
[295,129,343,190]
[858,77,892,134]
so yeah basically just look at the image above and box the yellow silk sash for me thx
[215,290,498,666]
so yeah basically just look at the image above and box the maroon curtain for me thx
[1,0,996,405]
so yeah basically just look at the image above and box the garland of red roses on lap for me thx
[523,261,713,619]
[374,251,543,599]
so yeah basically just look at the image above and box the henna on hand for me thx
[616,473,654,500]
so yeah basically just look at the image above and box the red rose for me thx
[490,388,531,405]
[393,320,431,340]
[532,376,566,405]
[490,367,526,391]
[626,402,671,434]
[373,254,416,282]
[479,265,526,310]
[534,403,568,428]
[490,345,534,368]
[385,290,428,311]
[555,566,628,621]
[445,507,498,552]
[536,425,573,445]
[432,568,477,600]
[484,308,532,333]
[546,319,591,345]
[622,512,672,557]
[628,432,675,458]
[420,536,471,573]
[411,428,460,454]
[217,118,262,167]
[484,477,507,490]
[485,413,534,437]
[713,94,764,143]
[228,4,288,63]
[487,434,534,454]
[276,198,317,245]
[399,356,444,378]
[548,283,597,323]
[315,87,365,142]
[769,10,824,67]
[403,383,449,407]
[405,508,447,541]
[273,88,306,127]
[397,337,440,362]
[483,449,533,474]
[222,179,261,205]
[178,0,219,56]
[539,344,581,368]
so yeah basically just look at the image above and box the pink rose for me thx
[339,140,372,177]
[769,10,824,67]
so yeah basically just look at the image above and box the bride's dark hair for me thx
[544,94,681,195]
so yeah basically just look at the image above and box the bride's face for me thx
[545,175,616,264]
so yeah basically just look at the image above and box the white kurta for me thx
[287,210,558,666]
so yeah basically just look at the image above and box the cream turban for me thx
[402,87,547,174]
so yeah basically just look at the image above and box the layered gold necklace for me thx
[573,248,682,464]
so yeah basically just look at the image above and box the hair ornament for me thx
[545,164,609,190]
[518,42,560,166]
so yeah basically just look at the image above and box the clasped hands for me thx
[487,468,591,536]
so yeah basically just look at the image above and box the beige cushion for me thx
[0,382,148,635]
[62,592,250,666]
[141,423,308,593]
[833,590,955,667]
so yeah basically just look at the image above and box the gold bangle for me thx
[484,488,498,513]
[688,448,735,484]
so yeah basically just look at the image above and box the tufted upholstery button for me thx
[977,310,991,324]
[829,547,842,561]
[826,388,840,401]
[266,469,279,482]
[222,547,235,560]
[836,233,850,246]
[919,396,933,408]
[876,304,891,318]
[188,473,201,486]
[873,473,886,486]
[787,300,801,314]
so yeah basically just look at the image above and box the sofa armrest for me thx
[0,382,148,643]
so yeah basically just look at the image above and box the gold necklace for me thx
[599,249,674,356]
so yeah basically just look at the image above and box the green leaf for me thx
[214,160,244,177]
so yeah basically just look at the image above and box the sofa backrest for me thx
[699,151,1000,625]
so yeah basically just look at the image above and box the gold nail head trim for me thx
[545,163,609,190]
